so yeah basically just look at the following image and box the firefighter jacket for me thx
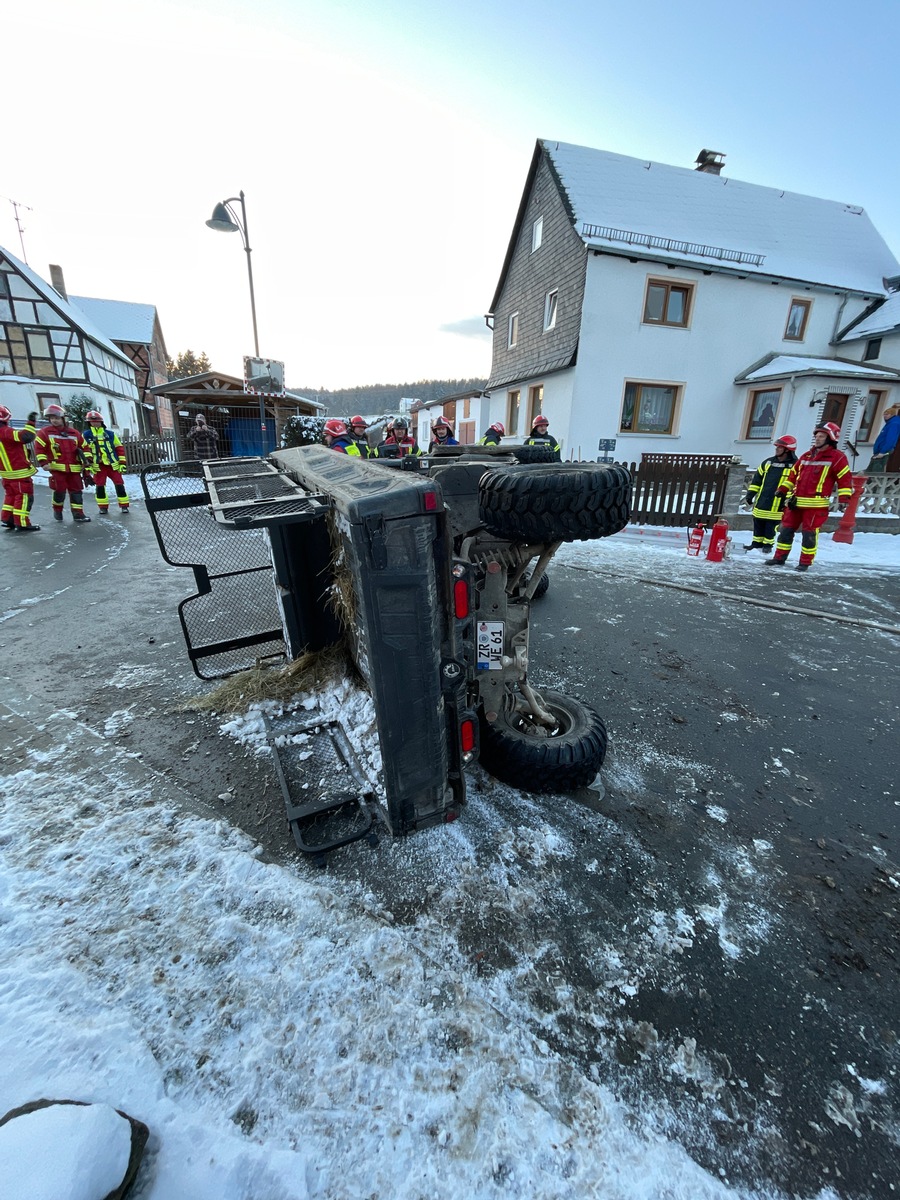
[478,430,502,445]
[746,453,796,520]
[776,445,852,509]
[429,436,459,450]
[34,424,87,474]
[350,437,372,457]
[525,432,562,459]
[328,437,364,455]
[376,436,422,458]
[82,424,126,471]
[0,419,37,480]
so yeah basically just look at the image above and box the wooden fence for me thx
[121,434,179,468]
[616,453,735,527]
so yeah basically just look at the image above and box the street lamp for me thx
[205,190,267,446]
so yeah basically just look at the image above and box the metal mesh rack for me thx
[204,458,328,527]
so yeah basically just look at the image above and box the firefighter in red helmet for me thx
[525,414,561,460]
[82,410,130,514]
[768,422,852,572]
[429,416,459,450]
[478,421,505,446]
[34,405,92,522]
[348,416,372,458]
[744,434,797,553]
[0,406,40,531]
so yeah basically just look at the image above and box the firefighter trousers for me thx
[773,506,829,566]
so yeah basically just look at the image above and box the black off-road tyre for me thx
[510,444,558,465]
[478,463,631,542]
[523,571,550,599]
[478,689,607,792]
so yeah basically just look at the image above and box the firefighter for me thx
[478,421,505,446]
[429,416,459,450]
[0,407,40,531]
[525,414,561,459]
[323,418,363,455]
[34,405,91,522]
[744,434,797,552]
[82,411,130,514]
[348,416,372,458]
[767,422,852,572]
[376,417,421,458]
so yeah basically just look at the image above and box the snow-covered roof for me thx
[0,247,134,368]
[69,295,158,345]
[736,354,900,384]
[837,290,900,342]
[545,141,899,294]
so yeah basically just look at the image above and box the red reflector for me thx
[454,579,469,618]
[423,489,438,511]
[460,719,475,753]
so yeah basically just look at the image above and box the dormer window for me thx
[864,337,882,361]
[784,298,812,341]
[532,217,543,252]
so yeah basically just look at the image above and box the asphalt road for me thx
[2,496,898,1199]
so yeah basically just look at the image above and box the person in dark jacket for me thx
[525,415,561,460]
[186,416,219,460]
[376,417,421,458]
[478,421,505,446]
[744,434,797,552]
[865,403,900,474]
[429,416,459,450]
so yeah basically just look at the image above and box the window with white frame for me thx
[507,312,519,348]
[532,216,543,252]
[620,381,680,434]
[745,388,781,439]
[543,289,558,331]
[642,278,693,327]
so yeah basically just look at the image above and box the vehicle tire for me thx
[478,688,607,792]
[479,463,631,543]
[511,444,558,464]
[522,570,550,599]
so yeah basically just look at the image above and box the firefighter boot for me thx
[765,557,787,567]
[53,510,63,521]
[795,564,810,573]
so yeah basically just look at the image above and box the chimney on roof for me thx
[695,149,726,176]
[49,264,68,300]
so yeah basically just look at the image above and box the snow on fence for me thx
[615,454,734,527]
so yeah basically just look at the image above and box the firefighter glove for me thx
[745,493,754,506]
[27,411,38,425]
[786,496,798,510]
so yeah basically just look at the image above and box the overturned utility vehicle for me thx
[143,445,631,856]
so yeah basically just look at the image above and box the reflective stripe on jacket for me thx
[0,421,37,480]
[748,454,795,520]
[34,425,86,472]
[82,425,126,469]
[777,446,853,509]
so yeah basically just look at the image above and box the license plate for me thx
[476,621,504,670]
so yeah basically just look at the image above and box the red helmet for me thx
[432,416,453,431]
[531,414,549,430]
[349,415,367,428]
[489,422,505,435]
[0,405,11,423]
[44,404,65,418]
[86,410,104,423]
[323,418,347,437]
[774,435,797,450]
[815,422,841,443]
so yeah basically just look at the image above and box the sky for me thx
[4,0,900,391]
[4,519,897,1199]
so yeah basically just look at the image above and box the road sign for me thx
[597,438,617,451]
[244,357,286,397]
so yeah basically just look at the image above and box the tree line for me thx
[286,378,488,415]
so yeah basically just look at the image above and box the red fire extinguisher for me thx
[706,517,729,562]
[686,523,705,556]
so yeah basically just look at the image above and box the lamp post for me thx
[206,190,266,446]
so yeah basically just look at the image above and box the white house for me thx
[485,142,900,465]
[0,247,140,432]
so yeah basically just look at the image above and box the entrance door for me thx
[821,393,849,428]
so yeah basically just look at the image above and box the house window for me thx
[37,393,61,414]
[108,400,118,427]
[532,217,543,252]
[506,389,521,436]
[527,384,544,429]
[784,298,812,341]
[543,290,558,331]
[857,389,885,442]
[864,337,882,361]
[507,312,519,348]
[620,381,679,434]
[642,279,693,327]
[745,388,781,439]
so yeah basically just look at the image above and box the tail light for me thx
[453,579,469,618]
[460,718,476,754]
